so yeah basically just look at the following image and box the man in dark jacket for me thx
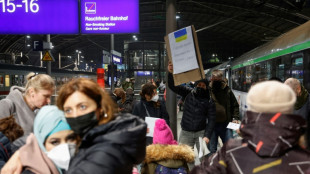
[191,81,310,174]
[209,69,239,154]
[167,62,216,169]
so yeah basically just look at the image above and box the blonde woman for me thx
[0,72,55,149]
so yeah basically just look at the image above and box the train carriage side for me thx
[0,63,97,101]
[229,21,310,118]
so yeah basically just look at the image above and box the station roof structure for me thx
[0,0,310,69]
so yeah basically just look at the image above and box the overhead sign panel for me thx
[0,0,79,34]
[81,0,139,34]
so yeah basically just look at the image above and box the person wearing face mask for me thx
[2,105,78,174]
[132,82,170,145]
[2,78,147,174]
[167,61,216,170]
[208,69,239,156]
[0,72,55,150]
[114,88,127,113]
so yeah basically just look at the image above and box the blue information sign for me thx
[80,0,139,34]
[0,0,79,34]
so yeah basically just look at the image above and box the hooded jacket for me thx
[0,86,35,149]
[168,73,216,138]
[141,144,195,174]
[190,111,310,174]
[0,132,12,170]
[67,113,147,174]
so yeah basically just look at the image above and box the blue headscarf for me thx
[33,105,71,152]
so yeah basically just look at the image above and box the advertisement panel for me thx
[0,0,79,34]
[80,0,139,34]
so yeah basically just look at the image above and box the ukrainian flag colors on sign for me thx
[174,28,187,42]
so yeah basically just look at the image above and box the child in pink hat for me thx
[141,119,194,174]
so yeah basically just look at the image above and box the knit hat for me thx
[34,105,71,152]
[194,79,209,87]
[247,81,296,114]
[153,119,177,145]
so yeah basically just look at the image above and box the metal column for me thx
[110,34,115,92]
[166,0,177,140]
[46,34,51,75]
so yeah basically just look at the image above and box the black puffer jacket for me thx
[67,113,147,174]
[0,132,11,170]
[168,73,216,138]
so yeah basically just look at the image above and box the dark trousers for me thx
[208,122,230,153]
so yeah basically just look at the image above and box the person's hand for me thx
[168,61,173,73]
[1,150,22,174]
[203,137,210,144]
[147,128,150,133]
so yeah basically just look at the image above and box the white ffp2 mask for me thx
[46,143,76,171]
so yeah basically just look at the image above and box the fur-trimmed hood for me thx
[144,144,194,163]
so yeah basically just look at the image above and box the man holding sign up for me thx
[165,26,216,170]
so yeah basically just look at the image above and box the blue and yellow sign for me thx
[174,28,187,42]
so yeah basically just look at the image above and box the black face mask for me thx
[212,81,223,90]
[66,111,99,138]
[195,87,208,97]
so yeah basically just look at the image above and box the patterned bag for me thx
[155,164,187,174]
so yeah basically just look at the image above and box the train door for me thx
[3,74,10,95]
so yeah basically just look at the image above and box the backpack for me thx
[155,164,187,174]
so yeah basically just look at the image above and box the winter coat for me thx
[141,144,195,174]
[0,86,35,149]
[20,134,60,174]
[168,73,216,138]
[132,98,170,125]
[0,132,12,170]
[67,113,147,174]
[118,94,136,114]
[191,111,310,174]
[210,81,239,123]
[293,92,310,120]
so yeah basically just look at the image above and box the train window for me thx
[12,75,19,86]
[231,67,247,92]
[291,56,303,84]
[5,75,10,87]
[19,75,25,86]
[0,75,3,87]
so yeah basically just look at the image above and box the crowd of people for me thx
[0,62,309,174]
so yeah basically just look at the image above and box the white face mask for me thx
[151,94,159,102]
[45,143,76,171]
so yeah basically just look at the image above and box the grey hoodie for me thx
[0,86,35,149]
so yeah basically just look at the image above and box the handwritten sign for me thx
[168,26,199,74]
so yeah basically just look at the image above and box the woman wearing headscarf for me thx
[2,78,147,174]
[2,106,78,174]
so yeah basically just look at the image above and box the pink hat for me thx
[153,119,178,145]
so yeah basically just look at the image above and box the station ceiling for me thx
[0,0,310,69]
